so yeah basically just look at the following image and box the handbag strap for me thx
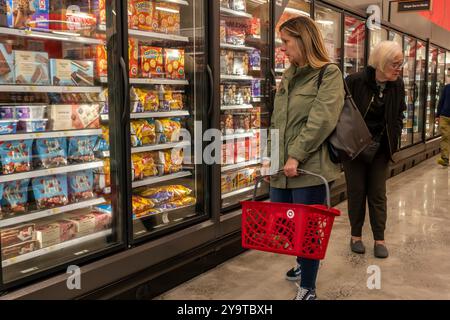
[317,63,351,98]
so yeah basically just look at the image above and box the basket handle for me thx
[253,169,332,209]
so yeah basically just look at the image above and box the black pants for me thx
[343,153,389,241]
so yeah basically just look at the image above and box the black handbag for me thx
[317,64,373,164]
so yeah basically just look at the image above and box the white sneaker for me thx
[294,287,317,300]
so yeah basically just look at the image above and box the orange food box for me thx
[129,39,139,78]
[99,0,106,25]
[164,48,185,79]
[128,0,159,31]
[157,2,181,34]
[140,46,164,78]
[96,45,107,78]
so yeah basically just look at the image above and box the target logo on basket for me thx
[286,209,295,219]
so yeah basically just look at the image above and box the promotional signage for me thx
[398,0,431,12]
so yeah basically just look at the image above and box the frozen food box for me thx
[13,50,49,85]
[235,139,246,163]
[222,141,235,165]
[128,0,158,31]
[129,39,139,78]
[158,2,180,35]
[49,104,100,130]
[5,0,50,29]
[164,48,185,79]
[140,46,164,78]
[56,219,75,242]
[0,106,14,119]
[98,0,106,24]
[91,211,112,232]
[48,1,97,36]
[35,223,61,248]
[2,240,39,260]
[0,43,14,84]
[64,213,96,237]
[50,59,94,86]
[1,223,35,248]
[96,45,107,78]
[15,105,46,119]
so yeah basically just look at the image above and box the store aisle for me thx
[156,157,450,300]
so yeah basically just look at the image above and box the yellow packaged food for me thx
[138,185,192,203]
[158,3,180,34]
[161,91,184,111]
[130,120,156,146]
[157,149,183,174]
[132,195,155,214]
[141,152,158,177]
[131,154,145,181]
[135,88,159,112]
[155,118,181,143]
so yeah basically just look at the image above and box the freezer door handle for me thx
[120,57,130,123]
[207,64,214,117]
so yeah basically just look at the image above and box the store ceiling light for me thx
[156,6,180,14]
[284,7,310,17]
[316,20,334,25]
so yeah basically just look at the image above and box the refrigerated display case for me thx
[369,27,387,55]
[122,0,208,240]
[401,35,415,148]
[314,2,342,66]
[274,0,311,77]
[413,40,426,144]
[425,45,438,139]
[219,0,270,210]
[434,48,446,137]
[388,30,402,48]
[0,0,124,289]
[343,15,365,77]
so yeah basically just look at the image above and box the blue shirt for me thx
[437,84,450,117]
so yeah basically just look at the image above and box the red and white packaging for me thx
[35,223,61,248]
[56,220,76,242]
[64,213,96,237]
[1,224,35,248]
[235,139,246,163]
[222,141,235,165]
[1,240,39,260]
[91,211,112,232]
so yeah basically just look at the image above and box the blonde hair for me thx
[369,40,403,72]
[279,16,331,69]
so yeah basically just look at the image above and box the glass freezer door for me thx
[220,0,270,210]
[314,3,342,66]
[401,36,416,148]
[413,40,426,144]
[343,15,366,78]
[0,0,123,287]
[434,49,446,137]
[125,0,207,240]
[426,45,438,140]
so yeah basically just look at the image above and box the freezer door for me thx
[314,3,342,67]
[401,36,416,148]
[426,45,438,140]
[343,15,366,78]
[219,0,271,211]
[434,49,446,137]
[413,40,426,144]
[0,0,124,288]
[125,0,208,240]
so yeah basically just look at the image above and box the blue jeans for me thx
[270,185,327,290]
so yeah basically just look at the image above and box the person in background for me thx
[261,16,344,300]
[436,76,450,167]
[344,41,406,259]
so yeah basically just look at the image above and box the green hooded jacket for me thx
[268,63,345,189]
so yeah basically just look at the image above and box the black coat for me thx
[345,66,406,158]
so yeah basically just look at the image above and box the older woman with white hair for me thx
[343,40,406,258]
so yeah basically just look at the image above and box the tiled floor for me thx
[157,157,450,300]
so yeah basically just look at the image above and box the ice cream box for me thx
[50,59,94,86]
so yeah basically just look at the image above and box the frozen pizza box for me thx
[13,50,49,85]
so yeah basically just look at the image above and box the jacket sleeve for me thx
[287,65,345,163]
[437,85,447,117]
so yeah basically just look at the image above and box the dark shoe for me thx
[374,243,389,258]
[350,239,366,254]
[285,263,301,281]
[294,287,317,300]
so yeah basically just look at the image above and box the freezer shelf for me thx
[222,132,254,141]
[220,7,253,19]
[222,159,261,172]
[0,198,107,228]
[2,229,112,268]
[0,129,102,142]
[0,161,104,184]
[221,104,253,111]
[130,111,189,119]
[0,27,104,45]
[222,186,256,199]
[132,171,192,188]
[220,43,256,51]
[221,75,257,81]
[130,79,189,86]
[0,85,103,93]
[98,24,188,42]
[131,141,191,153]
[133,204,195,221]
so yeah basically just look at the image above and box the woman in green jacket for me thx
[262,16,344,300]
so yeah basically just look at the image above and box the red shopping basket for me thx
[241,169,341,260]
